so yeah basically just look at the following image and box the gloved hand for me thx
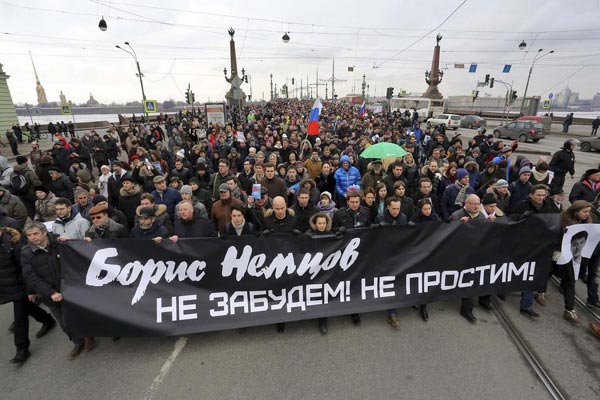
[292,229,302,236]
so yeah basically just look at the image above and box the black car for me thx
[460,115,487,129]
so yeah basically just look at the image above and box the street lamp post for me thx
[116,42,148,120]
[520,48,554,114]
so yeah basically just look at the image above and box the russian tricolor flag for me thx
[359,102,366,119]
[307,98,323,136]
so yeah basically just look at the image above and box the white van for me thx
[426,114,461,130]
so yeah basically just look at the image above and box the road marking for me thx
[144,337,188,400]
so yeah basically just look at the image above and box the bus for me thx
[389,97,444,121]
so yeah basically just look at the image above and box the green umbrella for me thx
[359,142,407,159]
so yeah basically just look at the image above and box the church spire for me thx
[29,51,48,105]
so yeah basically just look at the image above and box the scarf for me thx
[454,181,469,206]
[95,221,110,237]
[232,218,246,236]
[532,169,548,183]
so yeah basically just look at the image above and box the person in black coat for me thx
[130,207,170,241]
[0,223,55,364]
[373,197,407,328]
[20,222,92,360]
[549,140,576,190]
[224,204,255,236]
[48,167,74,201]
[170,201,216,240]
[315,162,336,196]
[569,168,600,203]
[333,190,371,230]
[292,189,317,233]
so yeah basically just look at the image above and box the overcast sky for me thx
[1,0,600,105]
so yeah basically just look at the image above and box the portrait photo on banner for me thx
[556,224,600,279]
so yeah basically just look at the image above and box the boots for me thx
[10,349,30,364]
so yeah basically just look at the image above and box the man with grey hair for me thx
[20,221,95,360]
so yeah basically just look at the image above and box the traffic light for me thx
[386,87,394,99]
[489,78,494,88]
[484,74,490,85]
[190,91,195,104]
[291,78,295,85]
[511,90,518,103]
[185,90,190,104]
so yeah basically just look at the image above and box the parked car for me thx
[493,121,545,143]
[427,114,461,130]
[578,137,600,152]
[516,115,552,133]
[460,115,487,129]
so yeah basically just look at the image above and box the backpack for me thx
[11,170,30,195]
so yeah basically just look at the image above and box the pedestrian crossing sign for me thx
[144,100,157,113]
[542,99,552,109]
[61,105,71,114]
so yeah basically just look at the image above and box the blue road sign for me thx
[548,93,554,99]
[469,64,477,73]
[502,64,512,73]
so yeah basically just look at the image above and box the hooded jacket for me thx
[334,155,361,197]
[34,191,58,222]
[53,211,90,240]
[21,236,62,298]
[13,164,42,198]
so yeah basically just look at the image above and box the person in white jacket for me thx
[52,198,90,240]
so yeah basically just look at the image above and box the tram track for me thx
[491,297,567,400]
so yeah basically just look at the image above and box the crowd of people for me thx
[1,98,600,365]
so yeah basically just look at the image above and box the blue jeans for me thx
[520,291,533,310]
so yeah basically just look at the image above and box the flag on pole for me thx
[307,98,323,136]
[359,102,366,119]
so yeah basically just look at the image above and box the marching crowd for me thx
[1,98,600,365]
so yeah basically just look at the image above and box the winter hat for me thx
[180,185,193,195]
[100,165,110,172]
[457,168,469,180]
[34,185,50,194]
[519,166,532,176]
[92,195,108,205]
[495,179,509,188]
[320,191,332,201]
[482,193,497,206]
[340,155,351,164]
[89,204,108,216]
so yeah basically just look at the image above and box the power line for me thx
[375,0,469,68]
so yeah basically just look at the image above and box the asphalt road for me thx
[1,129,600,400]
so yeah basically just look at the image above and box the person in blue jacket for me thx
[334,155,361,206]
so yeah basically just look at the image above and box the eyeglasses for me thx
[91,215,104,220]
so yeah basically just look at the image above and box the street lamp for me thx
[282,32,290,43]
[116,42,148,120]
[520,48,554,114]
[98,17,107,31]
[519,40,527,50]
[270,73,273,100]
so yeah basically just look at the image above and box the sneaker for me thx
[563,310,580,324]
[534,292,546,307]
[68,343,85,360]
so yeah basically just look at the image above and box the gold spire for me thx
[29,51,48,105]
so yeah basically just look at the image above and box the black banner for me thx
[61,215,561,337]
